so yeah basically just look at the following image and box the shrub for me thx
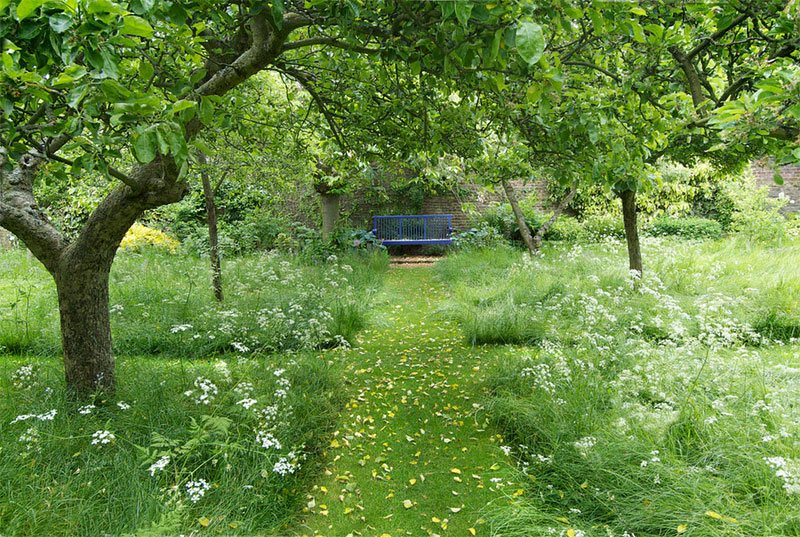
[579,213,625,241]
[120,223,180,253]
[726,176,788,243]
[452,224,507,250]
[331,228,385,252]
[646,216,724,239]
[545,215,582,241]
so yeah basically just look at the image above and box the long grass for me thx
[0,246,387,536]
[0,248,389,357]
[0,353,345,536]
[437,237,800,536]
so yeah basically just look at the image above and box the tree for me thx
[1,0,528,398]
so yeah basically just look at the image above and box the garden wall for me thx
[751,160,800,213]
[421,179,551,231]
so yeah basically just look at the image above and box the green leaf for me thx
[171,99,195,114]
[49,13,73,32]
[121,15,154,37]
[525,84,542,104]
[87,0,124,14]
[0,0,10,12]
[630,20,645,43]
[16,0,48,20]
[455,1,473,27]
[489,28,502,62]
[199,97,214,125]
[516,21,545,66]
[272,0,284,29]
[440,0,454,20]
[773,170,784,185]
[138,60,154,81]
[630,7,646,16]
[133,129,158,163]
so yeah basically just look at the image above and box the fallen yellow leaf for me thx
[567,530,576,537]
[197,517,211,527]
[705,510,737,523]
[677,524,688,534]
[403,499,413,509]
[468,529,477,536]
[451,468,462,474]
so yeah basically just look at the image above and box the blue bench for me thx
[372,214,453,245]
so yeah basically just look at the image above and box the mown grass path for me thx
[294,267,521,537]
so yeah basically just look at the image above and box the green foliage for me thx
[452,224,508,250]
[545,215,582,242]
[725,176,789,244]
[646,216,723,240]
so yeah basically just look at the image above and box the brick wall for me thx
[420,179,552,231]
[751,161,800,213]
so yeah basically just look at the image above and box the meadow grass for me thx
[0,247,387,536]
[0,353,344,536]
[0,248,388,357]
[436,237,800,536]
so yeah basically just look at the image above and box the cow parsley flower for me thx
[78,404,96,415]
[237,398,258,410]
[91,430,115,445]
[117,401,131,411]
[12,364,36,389]
[184,377,218,405]
[185,479,209,502]
[765,456,800,495]
[272,452,300,476]
[18,427,39,450]
[574,436,597,456]
[256,431,282,450]
[148,456,171,476]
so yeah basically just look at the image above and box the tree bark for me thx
[619,189,643,277]
[532,185,577,252]
[320,193,341,241]
[501,179,536,255]
[55,262,115,398]
[199,153,223,302]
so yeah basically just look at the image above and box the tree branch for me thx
[669,46,706,107]
[564,61,621,83]
[282,36,380,54]
[687,12,749,60]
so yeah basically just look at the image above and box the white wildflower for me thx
[185,479,209,502]
[91,430,115,445]
[148,456,171,476]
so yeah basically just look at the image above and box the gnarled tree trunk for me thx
[619,189,643,277]
[501,179,536,255]
[55,260,115,396]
